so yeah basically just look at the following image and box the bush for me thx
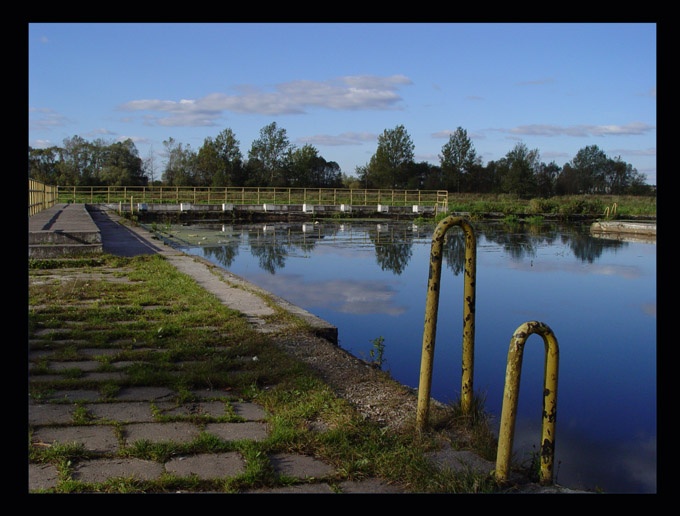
[527,198,559,214]
[557,198,604,215]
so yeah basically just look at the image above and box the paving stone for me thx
[124,422,200,444]
[425,447,495,476]
[115,386,175,401]
[81,371,127,381]
[28,350,55,359]
[29,463,60,491]
[246,483,336,493]
[29,375,65,382]
[232,402,267,421]
[86,402,155,422]
[43,390,103,402]
[29,404,74,425]
[157,401,228,418]
[338,478,403,493]
[44,360,102,372]
[31,425,119,453]
[204,422,268,442]
[72,458,164,483]
[268,453,335,479]
[33,328,71,337]
[164,452,245,479]
[78,348,123,357]
[190,388,233,399]
[110,361,137,369]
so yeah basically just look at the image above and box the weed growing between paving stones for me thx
[29,253,503,493]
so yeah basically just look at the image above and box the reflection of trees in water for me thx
[201,241,240,269]
[243,225,329,274]
[368,226,414,275]
[442,230,466,275]
[441,221,626,273]
[250,243,287,274]
[476,222,544,261]
[196,220,626,276]
[564,230,626,263]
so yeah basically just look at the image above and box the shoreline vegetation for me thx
[444,193,655,220]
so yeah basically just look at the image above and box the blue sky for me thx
[28,23,657,185]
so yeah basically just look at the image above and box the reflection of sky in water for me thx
[173,221,655,493]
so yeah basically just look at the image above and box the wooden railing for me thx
[56,185,448,208]
[28,179,59,216]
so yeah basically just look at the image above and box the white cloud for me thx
[250,273,408,316]
[431,129,485,140]
[29,107,72,131]
[499,122,655,138]
[117,74,413,126]
[608,147,656,157]
[298,132,377,147]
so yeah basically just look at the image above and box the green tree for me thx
[98,139,146,186]
[569,145,609,194]
[195,137,223,186]
[162,137,196,186]
[439,127,480,192]
[603,155,644,195]
[61,135,95,185]
[213,128,244,186]
[29,145,61,184]
[365,125,415,188]
[286,144,317,186]
[247,122,291,186]
[408,161,441,190]
[496,142,540,197]
[288,144,343,188]
[466,160,495,193]
[535,160,560,197]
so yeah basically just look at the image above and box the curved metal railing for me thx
[495,321,560,485]
[416,215,477,430]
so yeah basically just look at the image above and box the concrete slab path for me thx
[28,205,399,494]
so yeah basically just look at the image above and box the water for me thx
[152,219,656,493]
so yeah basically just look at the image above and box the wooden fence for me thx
[55,185,449,209]
[28,179,59,216]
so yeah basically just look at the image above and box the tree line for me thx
[28,122,654,197]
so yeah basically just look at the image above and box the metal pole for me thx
[495,321,559,485]
[416,216,477,430]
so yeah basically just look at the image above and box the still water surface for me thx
[154,219,656,493]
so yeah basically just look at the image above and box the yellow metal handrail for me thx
[416,215,477,430]
[495,321,560,485]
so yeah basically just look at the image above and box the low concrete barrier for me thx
[92,203,442,218]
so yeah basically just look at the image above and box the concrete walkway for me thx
[28,205,404,493]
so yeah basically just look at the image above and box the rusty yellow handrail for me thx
[495,321,560,485]
[416,215,476,430]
